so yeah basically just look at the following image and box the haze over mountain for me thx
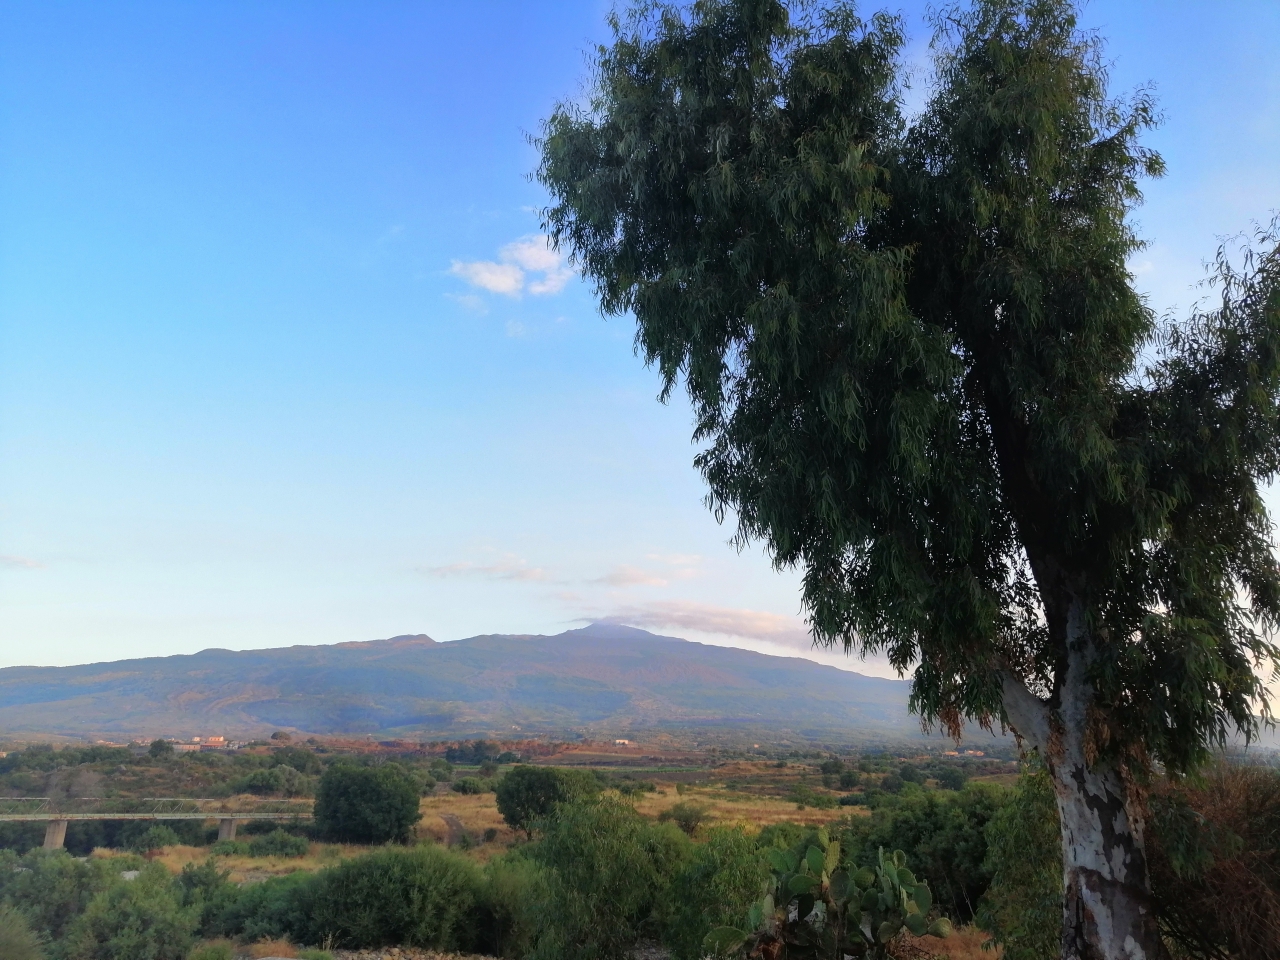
[0,623,926,745]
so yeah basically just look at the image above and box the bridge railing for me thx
[0,797,313,817]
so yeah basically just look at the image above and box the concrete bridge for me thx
[0,798,313,850]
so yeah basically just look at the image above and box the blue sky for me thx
[1,1,1278,673]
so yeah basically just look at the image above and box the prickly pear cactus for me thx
[703,836,951,960]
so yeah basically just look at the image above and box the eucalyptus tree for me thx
[537,1,1280,957]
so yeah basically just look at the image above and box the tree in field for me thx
[537,1,1280,957]
[494,765,601,838]
[314,763,422,844]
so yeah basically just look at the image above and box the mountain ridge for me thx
[0,623,921,745]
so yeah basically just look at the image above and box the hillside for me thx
[0,623,924,744]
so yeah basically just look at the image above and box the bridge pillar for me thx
[217,818,238,842]
[43,819,68,850]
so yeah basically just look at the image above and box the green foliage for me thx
[148,740,173,760]
[247,829,309,858]
[933,767,968,791]
[451,776,493,795]
[126,825,181,853]
[176,860,240,940]
[271,747,322,776]
[0,850,127,946]
[207,870,314,943]
[539,4,1280,951]
[790,785,839,810]
[494,765,602,837]
[0,904,45,960]
[976,766,1062,960]
[838,770,861,790]
[428,758,454,781]
[301,845,482,950]
[528,797,691,960]
[187,943,233,960]
[63,863,198,960]
[208,840,249,857]
[661,827,770,960]
[232,765,310,797]
[658,801,713,836]
[296,951,333,960]
[734,834,950,960]
[313,763,421,843]
[842,783,1004,922]
[482,853,549,959]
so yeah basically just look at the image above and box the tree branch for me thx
[999,668,1051,752]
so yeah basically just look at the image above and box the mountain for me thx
[0,623,922,744]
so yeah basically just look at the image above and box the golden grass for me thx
[900,925,998,960]
[631,783,864,831]
[247,938,297,958]
[96,842,363,883]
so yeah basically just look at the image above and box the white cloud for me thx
[592,565,669,587]
[597,599,815,651]
[449,260,524,296]
[450,235,573,298]
[0,555,42,569]
[505,320,526,338]
[425,555,549,583]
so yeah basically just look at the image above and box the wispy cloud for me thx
[450,235,573,298]
[595,600,815,651]
[0,555,43,570]
[592,565,669,587]
[424,555,549,583]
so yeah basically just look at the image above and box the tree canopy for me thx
[538,1,1280,955]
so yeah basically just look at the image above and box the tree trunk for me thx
[1047,727,1165,960]
[1000,601,1167,960]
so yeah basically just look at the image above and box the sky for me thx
[1,1,1278,674]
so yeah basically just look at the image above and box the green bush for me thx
[313,764,421,843]
[657,801,713,836]
[841,782,1004,922]
[208,840,249,857]
[661,827,770,960]
[451,776,493,795]
[187,942,234,960]
[176,860,240,940]
[528,797,691,960]
[232,766,310,798]
[127,825,181,853]
[247,829,309,858]
[296,951,333,960]
[482,853,549,958]
[0,850,127,946]
[63,862,198,960]
[975,766,1060,960]
[212,870,314,943]
[301,845,482,950]
[0,904,45,960]
[494,765,602,838]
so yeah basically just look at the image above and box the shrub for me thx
[127,825,181,853]
[234,766,310,798]
[301,846,483,950]
[838,770,861,790]
[188,942,234,960]
[789,785,838,810]
[313,764,421,844]
[296,951,333,960]
[176,860,240,940]
[451,776,491,795]
[211,871,315,943]
[528,797,691,960]
[0,904,45,960]
[975,766,1060,960]
[149,739,174,759]
[248,830,309,858]
[934,766,969,791]
[657,801,713,837]
[661,827,770,960]
[64,862,198,960]
[842,782,1004,923]
[494,765,602,838]
[209,840,250,857]
[482,853,549,958]
[0,850,126,945]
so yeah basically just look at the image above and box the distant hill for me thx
[0,623,926,745]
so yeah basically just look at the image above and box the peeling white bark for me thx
[999,598,1166,960]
